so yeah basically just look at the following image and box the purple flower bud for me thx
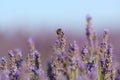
[86,25,93,35]
[29,66,34,70]
[56,28,64,36]
[28,37,34,45]
[81,47,89,55]
[107,43,113,54]
[101,41,107,45]
[56,37,61,45]
[14,48,22,57]
[100,41,108,50]
[86,15,92,22]
[13,67,17,72]
[8,50,14,58]
[1,57,7,63]
[1,57,5,61]
[104,29,109,34]
[100,59,106,66]
[73,41,79,50]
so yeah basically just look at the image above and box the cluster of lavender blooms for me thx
[47,16,120,80]
[0,16,120,80]
[0,38,47,80]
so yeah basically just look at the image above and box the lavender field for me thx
[0,16,120,80]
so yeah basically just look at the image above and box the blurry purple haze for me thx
[0,28,119,70]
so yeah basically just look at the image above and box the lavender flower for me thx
[8,50,14,58]
[81,43,89,61]
[13,48,23,69]
[107,43,113,57]
[13,48,22,57]
[103,29,109,42]
[86,15,94,46]
[56,28,64,37]
[28,37,35,52]
[81,46,89,55]
[73,40,79,51]
[100,41,108,53]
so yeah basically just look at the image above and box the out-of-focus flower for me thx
[56,28,64,37]
[81,46,89,55]
[8,50,14,58]
[28,37,35,51]
[86,15,94,47]
[107,43,113,55]
[1,57,7,63]
[73,40,79,51]
[100,41,108,53]
[86,15,92,23]
[104,29,109,34]
[103,29,109,42]
[13,48,22,57]
[81,43,89,61]
[100,59,106,67]
[13,48,24,69]
[87,60,95,72]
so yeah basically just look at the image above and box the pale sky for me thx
[0,0,120,33]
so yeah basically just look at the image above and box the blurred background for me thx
[0,0,120,69]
